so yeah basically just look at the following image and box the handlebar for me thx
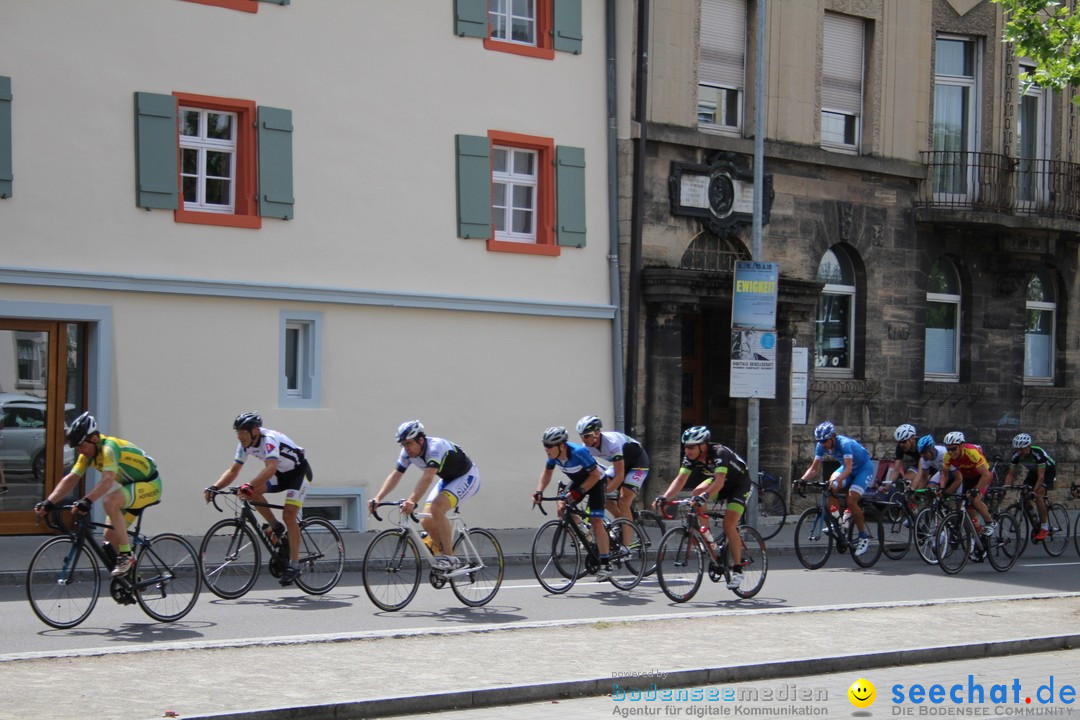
[205,486,238,513]
[531,495,572,517]
[369,500,420,524]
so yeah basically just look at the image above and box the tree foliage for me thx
[994,0,1080,97]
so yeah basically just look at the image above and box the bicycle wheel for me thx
[1042,503,1070,557]
[655,526,704,603]
[1074,510,1080,559]
[755,488,787,541]
[531,520,582,594]
[849,508,884,568]
[934,511,970,575]
[26,536,101,629]
[986,512,1022,572]
[450,528,504,607]
[633,509,665,576]
[731,525,767,599]
[1003,501,1031,557]
[199,519,261,599]
[881,505,913,560]
[293,517,345,595]
[794,507,833,570]
[913,506,941,565]
[606,518,646,590]
[362,529,421,611]
[135,533,201,622]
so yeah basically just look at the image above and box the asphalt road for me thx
[4,552,1078,658]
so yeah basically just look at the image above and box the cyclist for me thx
[887,423,921,489]
[204,412,313,586]
[532,426,613,581]
[34,412,163,577]
[369,421,480,572]
[653,426,751,589]
[575,415,649,544]
[798,421,874,556]
[940,431,996,538]
[1003,432,1056,542]
[914,434,959,490]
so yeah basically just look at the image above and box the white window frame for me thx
[278,310,322,408]
[179,106,237,214]
[14,333,47,389]
[1016,62,1052,209]
[924,259,961,382]
[698,0,745,135]
[932,36,981,201]
[488,0,536,47]
[821,12,864,153]
[814,248,856,377]
[492,145,538,244]
[1024,272,1056,385]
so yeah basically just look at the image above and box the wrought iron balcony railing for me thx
[917,150,1080,222]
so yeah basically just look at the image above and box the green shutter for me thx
[552,0,582,54]
[556,146,586,247]
[454,0,487,38]
[134,92,178,210]
[257,106,294,220]
[0,77,12,199]
[456,134,491,239]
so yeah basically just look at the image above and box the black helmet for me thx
[233,412,262,431]
[66,412,98,448]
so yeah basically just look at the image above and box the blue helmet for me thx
[916,435,935,454]
[813,421,836,441]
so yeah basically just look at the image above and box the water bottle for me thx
[700,524,718,552]
[420,531,435,553]
[841,510,852,531]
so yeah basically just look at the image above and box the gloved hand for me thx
[238,483,254,499]
[564,488,583,505]
[73,498,93,515]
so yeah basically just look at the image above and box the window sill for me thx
[175,208,262,229]
[483,38,555,60]
[182,0,257,13]
[486,238,560,256]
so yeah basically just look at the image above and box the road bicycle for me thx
[910,488,962,565]
[933,490,1022,574]
[530,495,646,593]
[792,480,885,569]
[363,500,504,611]
[200,487,345,598]
[27,502,201,629]
[751,471,787,541]
[865,478,914,561]
[653,497,767,602]
[604,491,665,576]
[1001,483,1071,557]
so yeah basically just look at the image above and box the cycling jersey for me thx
[678,443,752,508]
[1009,446,1056,489]
[71,436,162,523]
[546,442,601,485]
[235,428,306,474]
[894,443,920,467]
[585,431,649,471]
[943,443,990,482]
[816,435,874,494]
[395,436,473,481]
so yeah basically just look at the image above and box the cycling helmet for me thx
[66,412,98,448]
[233,412,262,431]
[943,431,966,446]
[542,426,569,447]
[1012,433,1032,449]
[894,423,917,442]
[916,435,936,454]
[681,426,711,445]
[813,421,836,441]
[576,415,603,435]
[395,420,425,444]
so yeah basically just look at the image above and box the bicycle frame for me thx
[371,502,489,578]
[533,496,610,569]
[46,506,162,593]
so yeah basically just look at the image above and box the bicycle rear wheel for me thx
[913,506,941,565]
[293,517,345,595]
[1042,503,1070,557]
[531,520,582,594]
[934,512,970,575]
[199,519,261,599]
[1003,501,1031,557]
[606,518,646,590]
[986,513,1022,572]
[881,505,913,560]
[655,527,704,603]
[755,489,787,541]
[135,533,201,622]
[362,529,421,611]
[732,525,767,599]
[794,507,832,570]
[633,509,665,576]
[451,528,504,607]
[27,536,101,629]
[849,508,884,568]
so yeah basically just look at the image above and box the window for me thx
[925,258,961,380]
[15,332,46,388]
[814,247,855,373]
[698,0,745,133]
[453,0,582,57]
[493,145,538,243]
[279,311,321,408]
[822,12,865,152]
[1024,270,1056,384]
[933,36,980,197]
[1017,62,1051,207]
[180,107,237,214]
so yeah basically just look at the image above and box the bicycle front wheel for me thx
[913,507,941,565]
[293,517,345,595]
[135,533,201,622]
[881,505,913,560]
[27,536,101,629]
[531,520,582,594]
[362,529,421,612]
[1002,502,1031,557]
[607,518,646,590]
[849,508,884,568]
[634,509,666,576]
[794,507,832,570]
[655,527,704,603]
[755,489,787,541]
[986,512,1022,572]
[1042,503,1070,557]
[934,512,970,575]
[450,528,504,607]
[732,525,767,599]
[199,519,261,599]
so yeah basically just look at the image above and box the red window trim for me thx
[182,0,258,13]
[483,0,555,61]
[173,92,261,230]
[486,130,558,257]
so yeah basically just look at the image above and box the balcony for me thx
[916,150,1080,229]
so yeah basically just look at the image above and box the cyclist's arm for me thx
[405,466,438,509]
[975,463,992,490]
[84,470,118,503]
[37,470,82,514]
[535,467,555,497]
[576,465,604,493]
[831,456,853,488]
[701,467,727,496]
[606,457,626,493]
[800,457,822,482]
[1003,466,1016,486]
[657,468,691,503]
[370,468,405,508]
[246,458,279,494]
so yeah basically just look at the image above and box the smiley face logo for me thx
[848,678,876,708]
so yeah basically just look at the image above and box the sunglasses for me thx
[946,444,960,451]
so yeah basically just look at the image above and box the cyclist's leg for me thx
[275,470,310,566]
[1031,468,1051,525]
[424,467,481,561]
[724,492,748,566]
[617,468,647,544]
[101,482,132,549]
[844,463,873,532]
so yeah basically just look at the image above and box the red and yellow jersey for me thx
[943,443,989,480]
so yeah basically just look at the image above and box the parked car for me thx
[0,393,77,479]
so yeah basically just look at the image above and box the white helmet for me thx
[542,426,569,447]
[395,420,425,444]
[894,423,917,442]
[1012,433,1032,449]
[576,415,602,435]
[943,431,966,446]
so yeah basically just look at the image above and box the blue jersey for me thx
[815,434,872,469]
[546,442,600,484]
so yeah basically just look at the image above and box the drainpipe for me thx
[625,0,649,435]
[606,0,626,431]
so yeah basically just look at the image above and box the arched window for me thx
[815,247,855,372]
[925,258,960,379]
[1024,270,1056,383]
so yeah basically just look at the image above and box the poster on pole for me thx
[730,328,777,398]
[731,261,779,329]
